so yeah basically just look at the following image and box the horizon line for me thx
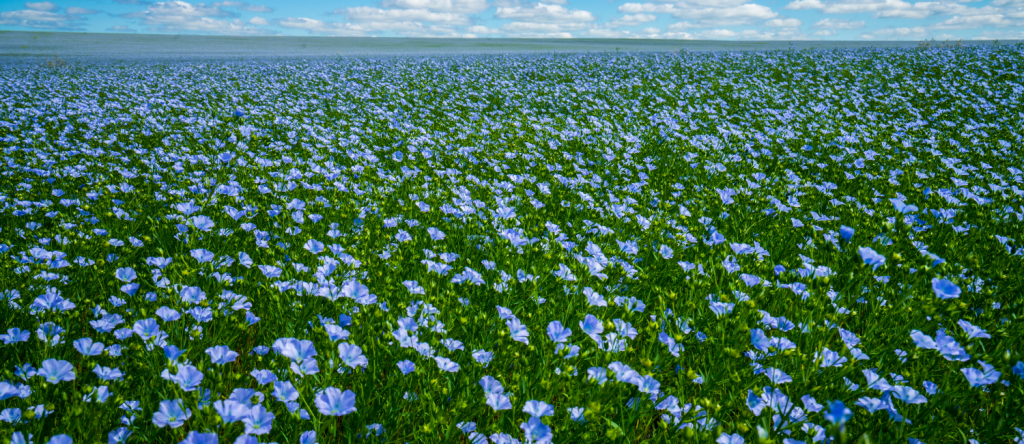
[3,30,1017,43]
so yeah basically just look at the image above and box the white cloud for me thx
[106,25,137,32]
[699,28,738,39]
[276,17,366,35]
[696,28,802,40]
[668,21,697,29]
[386,25,469,37]
[341,6,472,25]
[860,26,929,39]
[661,31,695,39]
[766,18,801,27]
[25,2,58,12]
[497,15,597,37]
[874,3,964,19]
[495,3,596,23]
[619,3,678,14]
[621,0,753,11]
[623,13,657,24]
[932,14,1016,29]
[467,24,500,33]
[67,7,100,15]
[277,15,467,37]
[124,1,232,20]
[813,18,865,28]
[500,27,574,37]
[621,2,778,27]
[785,0,910,14]
[331,2,486,29]
[814,29,835,35]
[676,4,777,21]
[971,29,1024,39]
[0,8,85,29]
[605,13,657,28]
[639,22,697,39]
[784,0,995,20]
[248,16,268,25]
[582,28,630,38]
[500,21,589,32]
[213,1,274,13]
[381,0,490,14]
[526,32,573,37]
[775,28,806,39]
[122,1,272,35]
[360,21,461,34]
[685,0,752,7]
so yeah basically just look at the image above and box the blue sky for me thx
[1,0,1022,40]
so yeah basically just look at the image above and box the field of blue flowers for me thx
[1,45,1023,444]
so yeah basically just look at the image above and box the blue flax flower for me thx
[839,226,854,242]
[299,431,318,444]
[520,416,552,444]
[337,343,368,369]
[152,399,191,428]
[824,400,852,426]
[46,436,72,444]
[523,400,554,418]
[507,318,530,344]
[273,338,317,362]
[214,399,249,424]
[932,278,960,300]
[579,314,603,339]
[250,369,277,385]
[397,360,415,375]
[273,381,299,403]
[716,433,745,444]
[1012,361,1024,379]
[206,345,239,364]
[858,247,885,270]
[891,386,927,404]
[73,338,105,356]
[546,321,571,343]
[957,320,990,339]
[108,428,131,443]
[180,431,218,444]
[38,359,75,383]
[486,392,512,411]
[962,361,1001,387]
[243,405,275,435]
[0,328,30,344]
[435,357,460,372]
[161,365,204,391]
[568,407,585,422]
[315,387,356,416]
[765,368,792,384]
